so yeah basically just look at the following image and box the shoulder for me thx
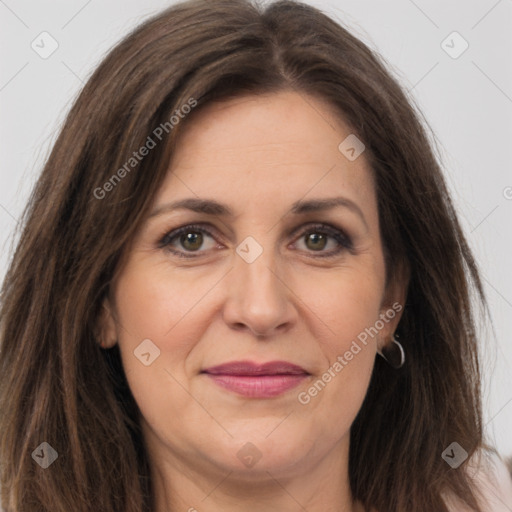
[444,449,512,511]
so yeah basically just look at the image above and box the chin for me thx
[208,426,319,479]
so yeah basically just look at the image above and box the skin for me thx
[99,90,406,512]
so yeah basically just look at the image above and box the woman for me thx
[0,0,510,510]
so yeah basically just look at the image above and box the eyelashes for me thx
[157,222,354,259]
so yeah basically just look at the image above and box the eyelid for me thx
[157,221,354,258]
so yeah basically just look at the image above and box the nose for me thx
[222,243,296,338]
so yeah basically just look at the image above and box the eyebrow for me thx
[149,196,368,228]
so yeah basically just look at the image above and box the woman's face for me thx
[101,90,404,482]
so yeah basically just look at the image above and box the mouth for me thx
[201,360,310,398]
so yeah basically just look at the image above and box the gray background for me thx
[1,0,511,458]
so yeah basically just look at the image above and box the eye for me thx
[291,223,353,258]
[158,223,219,258]
[157,222,353,259]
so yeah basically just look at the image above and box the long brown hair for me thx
[0,0,492,510]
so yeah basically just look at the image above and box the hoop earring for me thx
[377,335,405,369]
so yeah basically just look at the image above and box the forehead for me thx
[155,90,376,217]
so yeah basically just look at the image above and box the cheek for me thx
[111,267,205,437]
[111,260,224,405]
[296,266,384,348]
[110,265,186,382]
[113,260,216,344]
[293,269,381,411]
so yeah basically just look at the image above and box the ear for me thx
[96,296,118,349]
[377,260,409,352]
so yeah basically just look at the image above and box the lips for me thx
[201,360,310,398]
[202,360,309,376]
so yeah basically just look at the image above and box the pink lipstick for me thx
[201,360,309,398]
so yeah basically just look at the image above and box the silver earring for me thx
[377,335,405,369]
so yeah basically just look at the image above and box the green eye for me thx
[179,231,205,251]
[159,224,217,257]
[304,232,328,251]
